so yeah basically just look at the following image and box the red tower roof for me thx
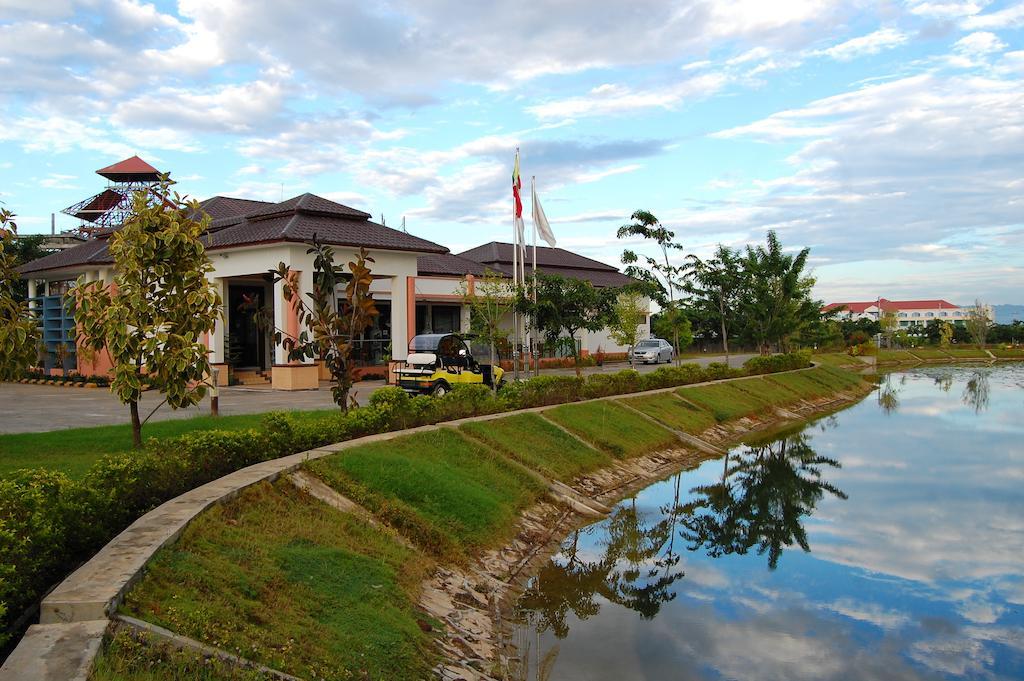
[96,155,161,182]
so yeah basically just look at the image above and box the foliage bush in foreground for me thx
[0,352,814,645]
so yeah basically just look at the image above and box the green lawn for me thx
[991,348,1024,358]
[309,429,545,560]
[459,413,612,482]
[909,348,951,360]
[734,377,805,405]
[943,347,990,358]
[0,410,339,480]
[761,372,835,400]
[876,350,920,363]
[92,630,267,681]
[121,480,435,681]
[543,400,679,458]
[676,382,772,422]
[806,366,869,391]
[811,352,861,368]
[622,393,718,434]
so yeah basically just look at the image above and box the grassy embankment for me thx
[0,410,339,480]
[99,366,870,678]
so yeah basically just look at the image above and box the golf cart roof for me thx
[408,333,466,352]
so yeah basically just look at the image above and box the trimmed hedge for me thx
[743,350,812,375]
[0,352,812,646]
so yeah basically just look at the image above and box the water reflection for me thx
[681,434,847,570]
[962,370,990,413]
[513,364,1024,681]
[518,433,846,641]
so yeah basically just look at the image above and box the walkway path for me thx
[0,353,755,434]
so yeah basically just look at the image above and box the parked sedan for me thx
[630,338,675,364]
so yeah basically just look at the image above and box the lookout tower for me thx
[61,155,163,235]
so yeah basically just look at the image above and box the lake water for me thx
[512,364,1024,681]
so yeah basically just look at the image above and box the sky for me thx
[0,0,1022,305]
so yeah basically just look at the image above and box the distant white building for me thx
[823,298,995,328]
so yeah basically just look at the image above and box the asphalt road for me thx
[0,353,755,434]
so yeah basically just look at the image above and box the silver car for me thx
[630,338,674,364]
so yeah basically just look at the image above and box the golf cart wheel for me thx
[432,382,449,397]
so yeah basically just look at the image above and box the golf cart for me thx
[394,333,505,396]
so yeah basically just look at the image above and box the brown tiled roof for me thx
[19,192,447,275]
[17,237,113,275]
[417,254,507,278]
[199,196,273,229]
[205,193,446,254]
[457,241,634,288]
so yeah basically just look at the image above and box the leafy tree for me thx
[879,311,900,347]
[75,181,222,447]
[608,290,649,368]
[683,245,743,362]
[460,269,511,387]
[839,317,880,345]
[617,210,687,363]
[965,300,991,347]
[0,209,40,380]
[267,239,378,411]
[651,303,693,354]
[7,232,46,302]
[738,231,820,355]
[518,274,615,377]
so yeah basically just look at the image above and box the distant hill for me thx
[993,304,1024,324]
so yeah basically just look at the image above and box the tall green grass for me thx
[543,400,679,458]
[459,413,611,481]
[310,429,545,560]
[622,393,718,434]
[121,481,435,680]
[676,381,772,422]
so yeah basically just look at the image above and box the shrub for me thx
[640,364,705,390]
[582,369,643,399]
[742,350,812,375]
[499,374,584,408]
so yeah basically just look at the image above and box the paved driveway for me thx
[0,353,754,434]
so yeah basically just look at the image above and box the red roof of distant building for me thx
[96,155,162,182]
[824,298,960,313]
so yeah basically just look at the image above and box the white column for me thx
[273,277,288,365]
[209,278,226,363]
[460,304,471,334]
[296,268,315,365]
[391,275,409,361]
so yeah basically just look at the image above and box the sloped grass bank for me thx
[459,413,613,482]
[623,393,717,434]
[89,365,872,680]
[990,348,1024,359]
[121,480,435,681]
[544,400,679,457]
[309,429,546,560]
[91,629,266,681]
[676,381,772,422]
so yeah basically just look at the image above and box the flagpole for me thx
[512,148,520,382]
[531,176,539,376]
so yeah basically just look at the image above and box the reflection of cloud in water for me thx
[825,598,911,630]
[909,635,993,677]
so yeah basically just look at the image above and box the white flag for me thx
[531,183,556,247]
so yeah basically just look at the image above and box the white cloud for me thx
[818,28,909,61]
[962,1,1024,28]
[953,31,1008,56]
[528,73,729,120]
[905,0,992,19]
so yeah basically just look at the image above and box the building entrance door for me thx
[228,285,268,369]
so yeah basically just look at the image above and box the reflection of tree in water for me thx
[517,477,687,638]
[877,372,905,414]
[680,433,847,570]
[962,369,990,413]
